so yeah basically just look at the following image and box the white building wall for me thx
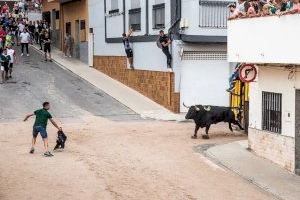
[181,0,231,36]
[228,15,300,64]
[249,66,297,138]
[89,0,231,111]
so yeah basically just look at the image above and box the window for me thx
[55,11,60,20]
[80,20,86,30]
[129,8,141,31]
[152,3,165,29]
[131,0,140,9]
[111,0,118,10]
[262,92,282,133]
[199,0,232,28]
[109,0,119,14]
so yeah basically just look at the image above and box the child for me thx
[7,44,16,78]
[43,32,52,61]
[0,48,11,83]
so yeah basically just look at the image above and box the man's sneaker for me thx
[44,151,54,157]
[21,53,23,56]
[29,147,34,154]
[27,54,29,57]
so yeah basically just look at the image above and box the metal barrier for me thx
[230,80,249,133]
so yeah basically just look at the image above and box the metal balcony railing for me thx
[199,0,233,29]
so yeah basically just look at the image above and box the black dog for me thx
[54,130,67,150]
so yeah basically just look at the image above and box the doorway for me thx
[295,90,300,175]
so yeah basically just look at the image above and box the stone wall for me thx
[93,56,180,113]
[248,128,295,172]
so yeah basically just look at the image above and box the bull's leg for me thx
[229,122,233,132]
[233,120,244,130]
[192,125,200,139]
[202,125,211,139]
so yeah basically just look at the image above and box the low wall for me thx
[93,56,180,113]
[248,128,295,172]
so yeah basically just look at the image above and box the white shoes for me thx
[21,53,23,56]
[27,54,29,57]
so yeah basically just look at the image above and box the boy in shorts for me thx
[7,44,17,78]
[24,102,62,157]
[0,48,11,82]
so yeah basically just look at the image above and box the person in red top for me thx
[1,3,9,14]
[0,26,6,47]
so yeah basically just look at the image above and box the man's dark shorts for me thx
[125,49,133,58]
[33,126,48,139]
[44,45,51,53]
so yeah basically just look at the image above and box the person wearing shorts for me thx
[43,32,52,61]
[7,45,17,78]
[122,28,134,69]
[24,102,62,157]
[0,48,11,82]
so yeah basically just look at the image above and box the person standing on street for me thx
[7,44,17,79]
[20,29,30,56]
[24,102,62,157]
[122,27,134,69]
[64,32,73,57]
[0,48,11,82]
[43,32,52,62]
[158,30,172,70]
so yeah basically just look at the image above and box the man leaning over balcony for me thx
[278,0,300,15]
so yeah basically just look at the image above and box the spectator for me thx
[228,4,241,19]
[122,28,134,69]
[20,29,30,56]
[247,2,257,17]
[43,32,52,62]
[158,30,172,70]
[64,32,73,57]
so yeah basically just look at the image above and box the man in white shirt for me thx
[6,44,17,78]
[20,29,31,56]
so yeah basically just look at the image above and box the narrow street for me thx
[0,47,273,200]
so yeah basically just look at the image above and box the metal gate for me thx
[230,80,249,133]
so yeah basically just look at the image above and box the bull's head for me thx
[183,103,202,119]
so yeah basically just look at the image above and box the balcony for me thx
[227,14,300,64]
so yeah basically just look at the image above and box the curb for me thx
[30,45,186,122]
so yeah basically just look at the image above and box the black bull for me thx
[184,104,244,139]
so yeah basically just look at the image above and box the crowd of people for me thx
[228,0,300,19]
[0,1,51,84]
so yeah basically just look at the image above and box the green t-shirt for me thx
[1,54,10,63]
[33,109,52,128]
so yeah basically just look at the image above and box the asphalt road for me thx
[0,46,141,122]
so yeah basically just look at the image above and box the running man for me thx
[24,102,62,157]
[122,27,134,69]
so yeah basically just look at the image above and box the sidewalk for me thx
[205,140,300,200]
[31,45,185,121]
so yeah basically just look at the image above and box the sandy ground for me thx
[0,116,274,200]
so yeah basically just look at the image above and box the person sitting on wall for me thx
[157,30,172,71]
[122,27,134,70]
[227,63,241,93]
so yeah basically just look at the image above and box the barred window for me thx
[262,92,282,133]
[199,0,232,28]
[153,3,165,29]
[129,8,141,31]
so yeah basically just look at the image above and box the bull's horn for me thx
[203,106,211,111]
[195,105,201,111]
[183,102,190,108]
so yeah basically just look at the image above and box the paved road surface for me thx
[0,47,141,122]
[0,47,274,200]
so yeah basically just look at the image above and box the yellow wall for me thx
[61,0,89,43]
[41,0,60,30]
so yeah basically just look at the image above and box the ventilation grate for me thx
[182,51,227,61]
